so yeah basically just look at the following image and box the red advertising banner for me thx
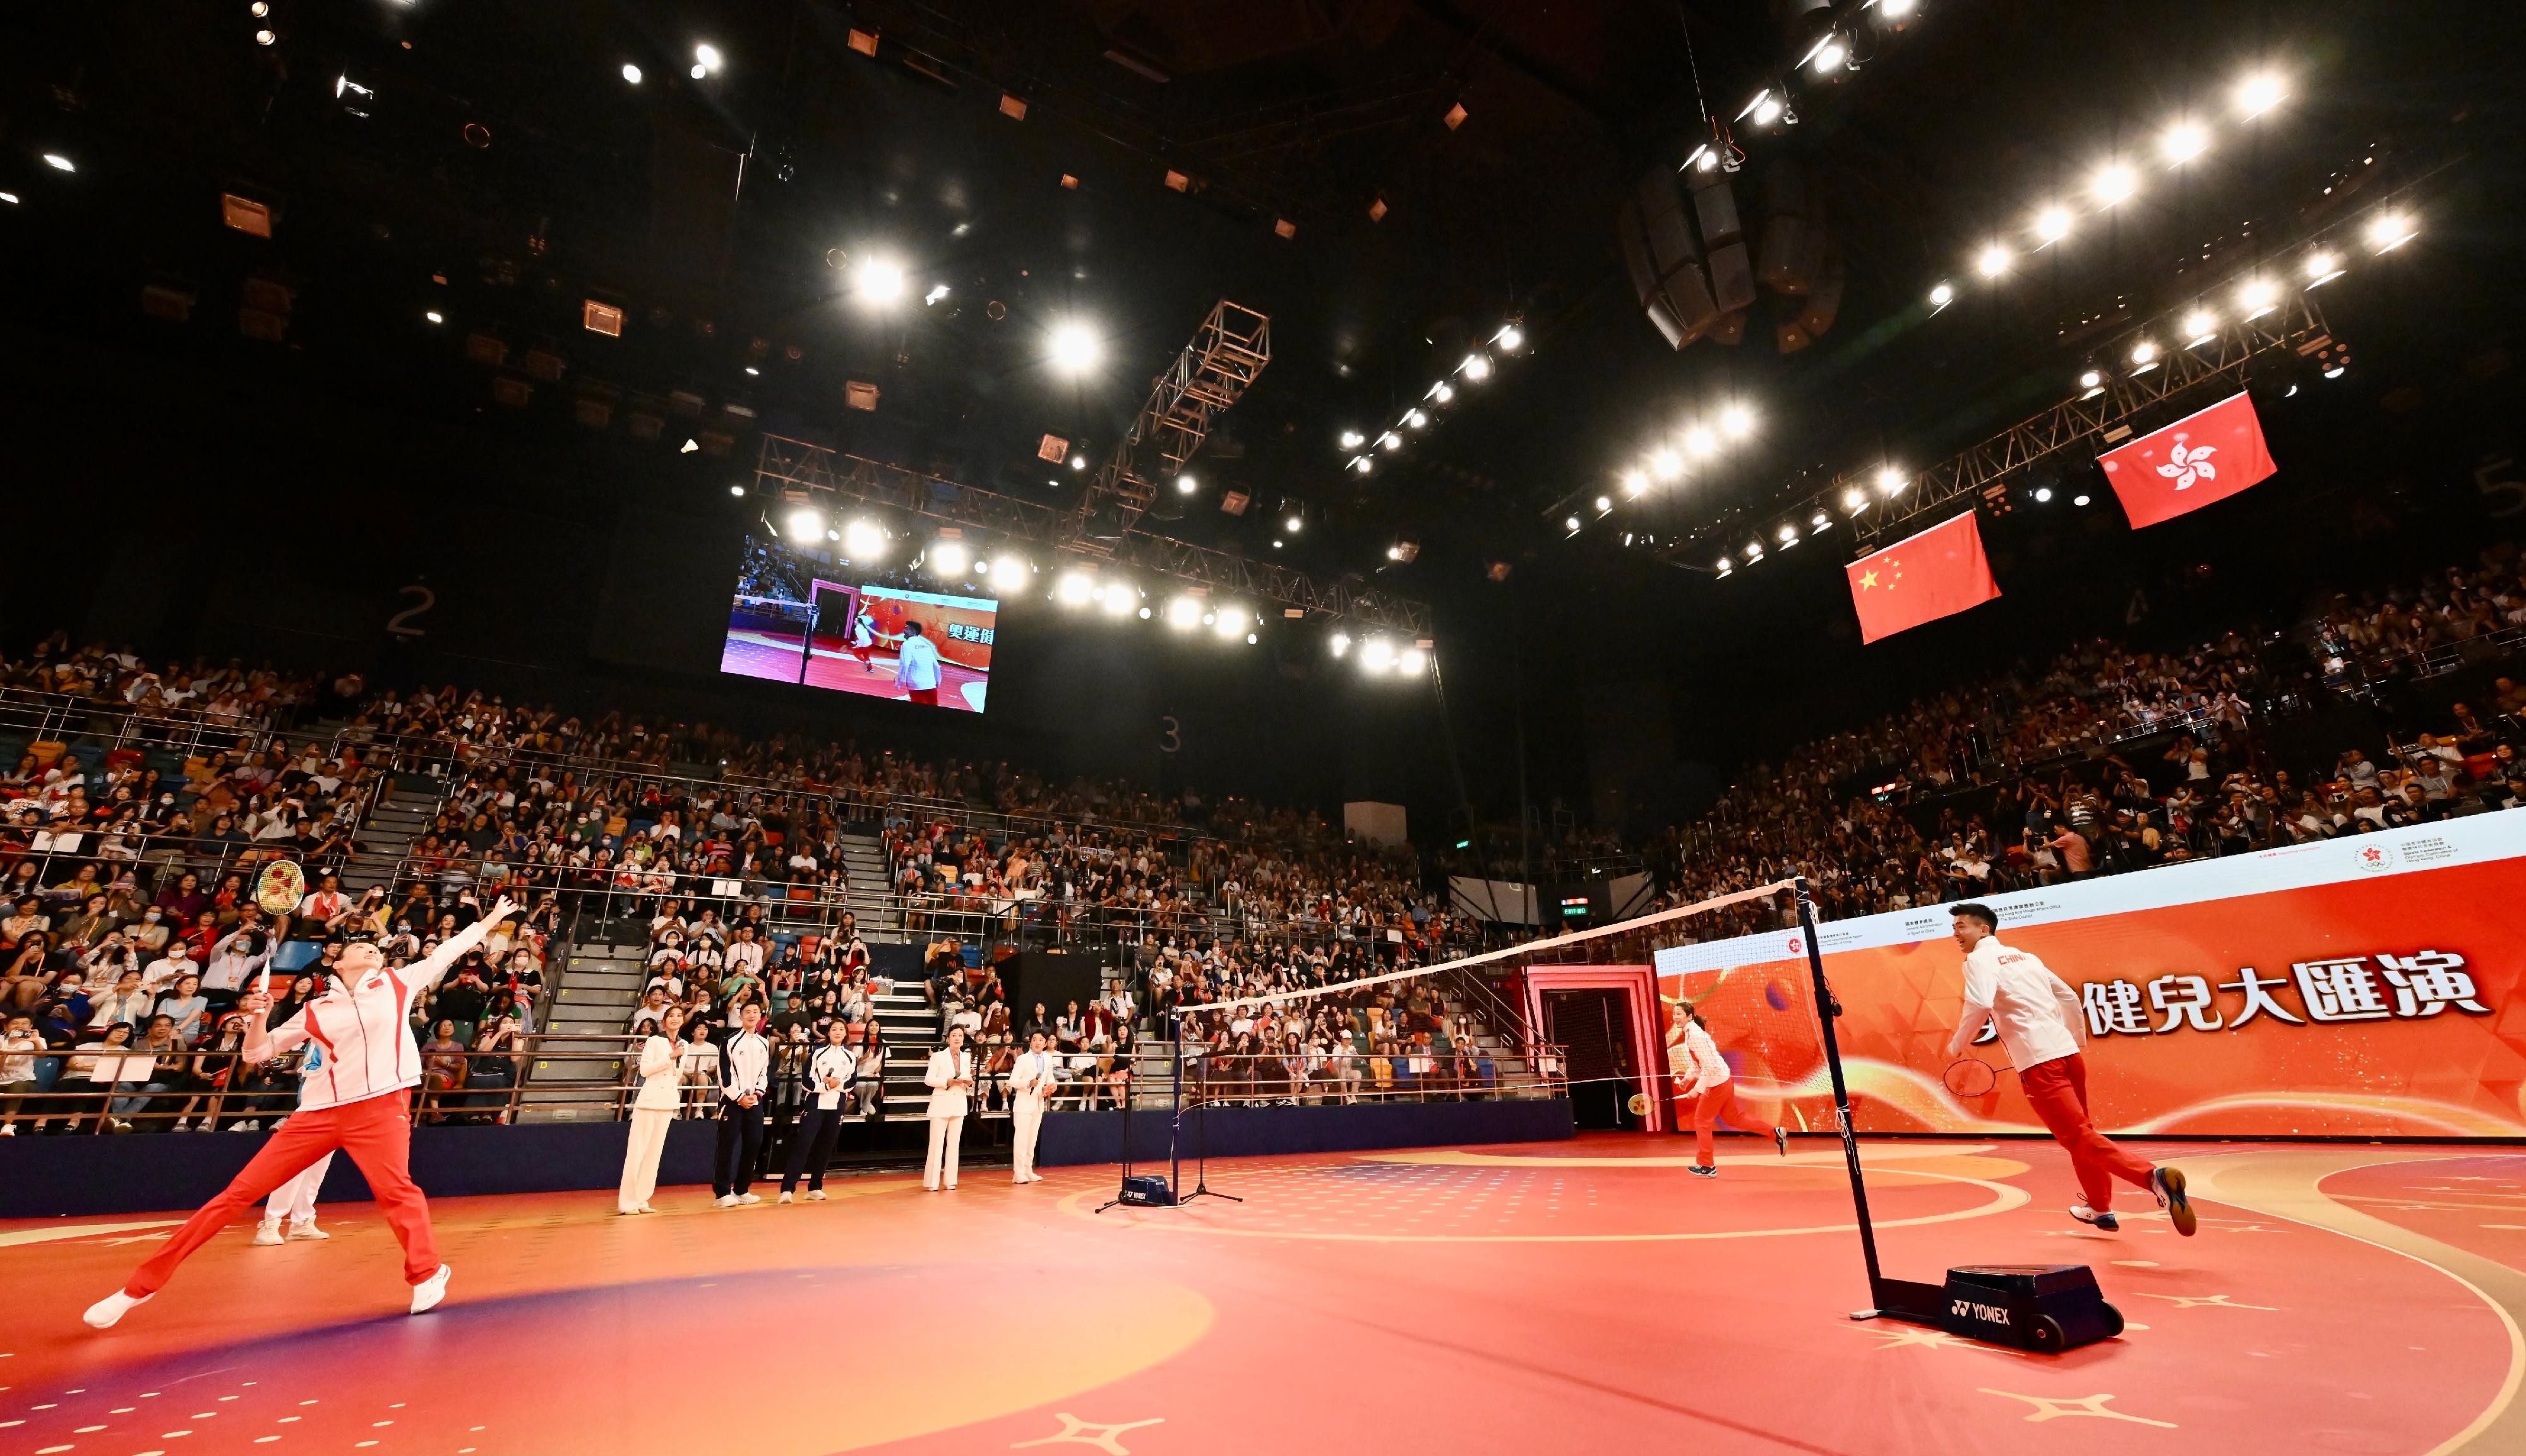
[1653,816,2526,1138]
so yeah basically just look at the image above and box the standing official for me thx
[1673,1007,1788,1178]
[84,897,521,1329]
[713,1001,770,1207]
[896,621,944,708]
[1945,902,2195,1234]
[781,1020,855,1202]
[618,1006,685,1214]
[922,1024,974,1191]
[1007,1029,1057,1183]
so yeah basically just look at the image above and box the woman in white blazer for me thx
[618,1007,686,1214]
[922,1025,974,1191]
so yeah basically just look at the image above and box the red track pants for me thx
[907,687,940,706]
[2019,1053,2155,1211]
[1691,1081,1768,1168]
[123,1089,440,1297]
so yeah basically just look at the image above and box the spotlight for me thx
[1175,474,1199,495]
[1811,511,1831,529]
[1351,456,1375,474]
[2236,276,2279,319]
[1689,144,1719,174]
[1929,282,1954,309]
[2032,206,2073,245]
[1404,409,1428,429]
[1877,466,1906,494]
[1976,243,2011,278]
[249,0,267,11]
[1685,426,1719,458]
[1881,0,1917,16]
[1284,513,1304,533]
[1621,470,1649,496]
[1360,638,1396,672]
[2129,340,2158,366]
[842,518,889,560]
[2366,210,2417,253]
[690,64,705,80]
[694,43,724,73]
[2183,309,2217,343]
[1810,35,1848,73]
[1379,431,1403,451]
[1720,403,1755,438]
[1563,515,1581,532]
[1048,321,1101,373]
[1430,381,1456,403]
[2159,121,2210,165]
[254,28,276,45]
[1056,571,1096,606]
[2073,494,2092,506]
[1398,647,1428,674]
[1245,633,1258,645]
[784,506,825,543]
[1716,557,1733,574]
[1778,524,1799,545]
[926,539,969,579]
[924,283,950,306]
[1329,633,1352,657]
[1495,324,1524,351]
[1649,448,1684,482]
[729,484,745,498]
[1214,606,1248,640]
[424,309,444,325]
[622,63,643,85]
[2233,71,2287,118]
[2078,368,2105,391]
[1339,429,1365,448]
[0,192,15,205]
[1099,580,1137,617]
[1070,455,1089,472]
[2303,249,2342,286]
[851,254,907,304]
[1461,354,1493,381]
[1594,495,1612,513]
[1843,488,1866,512]
[42,153,75,173]
[1752,96,1783,127]
[1139,607,1152,619]
[1745,540,1764,560]
[1166,595,1203,630]
[2090,163,2139,207]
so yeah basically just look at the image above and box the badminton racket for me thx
[1941,1058,1998,1097]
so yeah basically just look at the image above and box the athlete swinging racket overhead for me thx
[1944,902,2194,1236]
[83,897,523,1330]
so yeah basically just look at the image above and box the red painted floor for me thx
[720,632,988,712]
[5,1135,2521,1455]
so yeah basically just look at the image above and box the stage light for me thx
[424,309,444,325]
[1594,495,1612,513]
[1649,448,1684,482]
[690,64,707,79]
[1340,429,1365,448]
[255,28,277,45]
[1398,647,1428,674]
[1745,540,1764,559]
[2130,340,2158,366]
[1175,474,1199,495]
[1048,321,1101,373]
[1430,381,1456,403]
[250,1,268,11]
[1976,243,2011,278]
[1716,557,1732,574]
[0,192,16,205]
[1379,431,1403,451]
[843,518,889,560]
[1166,595,1202,630]
[1778,524,1799,545]
[1810,35,1847,73]
[1720,403,1754,438]
[1284,513,1303,533]
[1330,633,1352,657]
[42,153,74,173]
[851,255,906,304]
[1563,515,1581,532]
[2078,368,2104,391]
[1139,606,1152,619]
[2032,206,2073,245]
[2090,163,2139,207]
[1099,580,1137,617]
[2073,494,2092,506]
[1495,324,1524,351]
[694,43,724,73]
[1055,571,1095,606]
[2160,121,2209,165]
[784,507,825,543]
[1069,455,1089,471]
[1245,633,1259,645]
[1351,456,1375,474]
[1461,353,1493,381]
[1811,510,1831,529]
[924,283,950,305]
[1880,0,1917,16]
[926,539,968,579]
[622,63,643,85]
[2303,249,2342,286]
[1929,282,1954,309]
[1685,426,1719,458]
[2233,71,2286,118]
[2183,309,2217,343]
[1689,144,1719,174]
[1404,409,1428,429]
[2366,210,2417,253]
[1360,638,1396,672]
[2236,275,2278,319]
[1752,95,1783,127]
[2034,486,2053,503]
[1214,606,1248,640]
[1877,466,1907,494]
[1843,488,1866,511]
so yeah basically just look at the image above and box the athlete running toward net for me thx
[1944,902,2195,1235]
[1672,1007,1788,1178]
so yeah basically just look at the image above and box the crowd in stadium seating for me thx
[1149,936,1499,1103]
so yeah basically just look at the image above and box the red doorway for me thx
[1518,965,1669,1133]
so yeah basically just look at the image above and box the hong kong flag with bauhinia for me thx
[2097,390,2278,528]
[1844,510,2002,645]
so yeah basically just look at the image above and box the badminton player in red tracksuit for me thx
[1944,902,2195,1235]
[1672,1008,1787,1176]
[83,897,521,1329]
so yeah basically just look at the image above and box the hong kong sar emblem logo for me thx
[2355,843,2396,873]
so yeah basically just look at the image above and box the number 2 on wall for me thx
[386,582,436,639]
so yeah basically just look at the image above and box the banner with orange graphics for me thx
[1652,813,2526,1138]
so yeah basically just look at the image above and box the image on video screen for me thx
[719,534,995,713]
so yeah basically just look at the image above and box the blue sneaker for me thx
[2071,1203,2120,1232]
[2152,1167,2196,1236]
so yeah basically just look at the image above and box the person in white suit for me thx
[922,1025,974,1191]
[618,1006,686,1214]
[254,997,338,1246]
[1007,1029,1057,1184]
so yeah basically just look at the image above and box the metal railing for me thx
[0,686,300,763]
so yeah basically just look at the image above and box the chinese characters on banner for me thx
[942,621,995,646]
[2071,950,2491,1037]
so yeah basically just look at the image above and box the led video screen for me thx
[719,534,995,713]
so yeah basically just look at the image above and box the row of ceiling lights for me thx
[1709,0,1924,165]
[1338,322,1524,475]
[1564,400,1763,532]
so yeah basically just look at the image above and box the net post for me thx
[1170,1005,1185,1196]
[1793,874,1889,1308]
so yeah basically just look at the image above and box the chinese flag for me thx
[1845,510,2001,645]
[2096,389,2277,528]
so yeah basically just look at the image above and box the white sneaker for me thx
[715,1194,739,1208]
[777,1191,794,1204]
[0,1123,15,1135]
[736,1192,761,1205]
[1027,1173,1045,1183]
[83,1288,152,1329]
[409,1263,452,1315]
[803,1190,827,1201]
[637,1204,657,1214]
[286,1220,328,1241]
[172,1119,193,1132]
[252,1221,284,1246]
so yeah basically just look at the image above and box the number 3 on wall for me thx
[1159,715,1182,755]
[386,582,436,639]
